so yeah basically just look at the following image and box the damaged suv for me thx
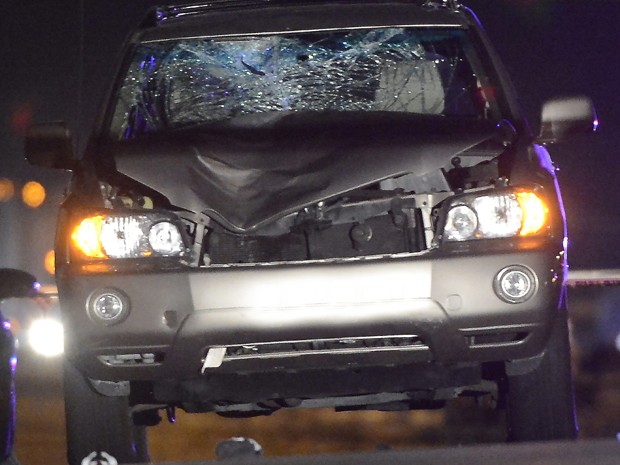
[26,1,596,463]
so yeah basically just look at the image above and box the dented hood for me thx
[112,112,498,232]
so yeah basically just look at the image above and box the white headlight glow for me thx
[101,215,149,258]
[149,221,184,256]
[28,318,64,357]
[445,205,477,241]
[473,194,522,238]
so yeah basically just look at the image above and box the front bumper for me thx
[60,245,565,382]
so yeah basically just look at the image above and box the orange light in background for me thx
[72,216,106,258]
[22,181,46,208]
[45,250,55,275]
[0,178,15,202]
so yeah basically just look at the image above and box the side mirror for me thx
[24,122,76,170]
[537,96,598,144]
[0,269,39,301]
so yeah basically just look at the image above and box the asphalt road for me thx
[156,440,620,465]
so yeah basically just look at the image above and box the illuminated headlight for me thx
[28,318,64,357]
[444,205,478,241]
[442,191,548,242]
[149,221,184,255]
[72,212,186,259]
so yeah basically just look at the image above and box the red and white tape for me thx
[567,269,620,287]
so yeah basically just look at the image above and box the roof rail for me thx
[148,0,457,25]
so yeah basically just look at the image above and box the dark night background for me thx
[2,0,620,281]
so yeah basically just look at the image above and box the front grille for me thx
[208,229,307,263]
[208,213,422,264]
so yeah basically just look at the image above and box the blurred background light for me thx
[0,178,15,202]
[44,249,55,276]
[27,318,64,357]
[21,180,46,208]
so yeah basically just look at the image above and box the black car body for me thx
[0,310,15,464]
[0,269,40,465]
[25,1,597,464]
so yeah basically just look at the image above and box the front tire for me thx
[64,360,149,465]
[505,310,577,441]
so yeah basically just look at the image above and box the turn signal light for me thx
[72,216,105,258]
[517,192,548,236]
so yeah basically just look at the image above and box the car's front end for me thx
[24,1,597,463]
[57,1,563,396]
[60,177,566,383]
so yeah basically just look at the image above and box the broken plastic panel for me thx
[111,27,486,139]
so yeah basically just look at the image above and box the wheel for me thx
[63,360,149,465]
[505,309,578,441]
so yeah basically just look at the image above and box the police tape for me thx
[567,269,620,287]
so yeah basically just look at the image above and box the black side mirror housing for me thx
[537,96,598,144]
[0,269,39,301]
[24,122,76,170]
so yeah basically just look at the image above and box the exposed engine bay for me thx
[101,135,503,267]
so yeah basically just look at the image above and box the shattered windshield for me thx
[110,27,492,139]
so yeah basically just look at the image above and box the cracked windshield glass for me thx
[111,27,491,139]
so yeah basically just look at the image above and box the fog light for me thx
[494,266,537,304]
[88,289,130,325]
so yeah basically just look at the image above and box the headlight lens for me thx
[472,194,522,238]
[100,216,151,258]
[444,205,478,241]
[149,221,184,255]
[443,191,548,242]
[72,212,186,259]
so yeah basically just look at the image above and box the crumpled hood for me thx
[112,112,498,232]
